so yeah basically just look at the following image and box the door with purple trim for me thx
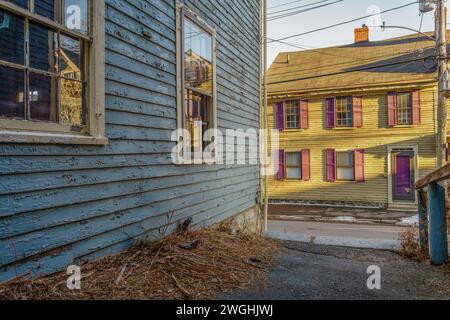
[392,151,415,201]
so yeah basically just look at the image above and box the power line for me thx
[268,1,419,42]
[268,0,306,10]
[268,0,343,21]
[269,37,369,61]
[268,0,330,16]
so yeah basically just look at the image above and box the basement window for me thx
[0,0,106,145]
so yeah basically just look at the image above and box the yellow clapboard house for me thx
[267,27,450,211]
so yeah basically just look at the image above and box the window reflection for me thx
[29,72,58,122]
[34,0,61,21]
[29,22,58,72]
[60,34,82,80]
[60,79,84,127]
[184,19,213,94]
[0,9,25,65]
[185,89,209,153]
[5,0,28,9]
[0,65,25,119]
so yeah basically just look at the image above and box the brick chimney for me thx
[354,25,369,43]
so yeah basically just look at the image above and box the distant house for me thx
[0,0,261,282]
[268,27,449,211]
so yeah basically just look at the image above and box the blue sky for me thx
[267,0,438,64]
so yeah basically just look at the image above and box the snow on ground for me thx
[398,215,419,226]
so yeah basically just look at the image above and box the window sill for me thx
[0,130,109,146]
[391,125,415,128]
[330,127,358,130]
[283,129,306,132]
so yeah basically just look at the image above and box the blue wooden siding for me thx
[0,0,261,282]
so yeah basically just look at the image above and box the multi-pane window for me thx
[396,92,412,125]
[178,3,217,162]
[0,0,104,143]
[336,151,355,181]
[336,96,353,127]
[285,100,300,129]
[285,152,302,179]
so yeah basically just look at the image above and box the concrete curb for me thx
[269,215,416,227]
[266,230,402,251]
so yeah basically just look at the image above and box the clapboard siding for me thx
[268,86,438,205]
[0,0,261,282]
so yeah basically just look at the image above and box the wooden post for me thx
[428,182,449,265]
[418,189,429,253]
[436,0,448,168]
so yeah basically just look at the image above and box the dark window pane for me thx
[60,34,83,80]
[29,72,58,122]
[65,0,89,35]
[185,89,210,153]
[61,78,84,127]
[0,65,25,119]
[35,0,61,21]
[29,22,57,72]
[0,9,25,65]
[5,0,28,9]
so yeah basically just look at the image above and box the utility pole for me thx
[262,0,269,233]
[436,0,448,168]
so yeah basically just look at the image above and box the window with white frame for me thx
[396,92,412,125]
[336,151,355,181]
[0,0,106,144]
[285,152,302,179]
[285,100,300,129]
[336,96,353,127]
[176,2,217,162]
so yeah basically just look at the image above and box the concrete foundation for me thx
[220,205,263,236]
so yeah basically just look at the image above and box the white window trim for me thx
[175,1,218,165]
[0,0,107,145]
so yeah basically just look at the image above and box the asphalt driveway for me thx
[222,242,450,300]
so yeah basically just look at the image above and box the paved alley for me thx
[223,242,450,300]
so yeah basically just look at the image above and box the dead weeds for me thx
[398,227,429,262]
[0,227,280,300]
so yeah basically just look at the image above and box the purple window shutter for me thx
[412,90,421,125]
[326,149,336,182]
[277,150,285,181]
[301,149,311,181]
[353,96,363,128]
[388,92,397,127]
[275,102,285,131]
[326,98,336,129]
[354,149,365,183]
[300,100,309,129]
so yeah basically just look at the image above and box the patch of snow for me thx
[332,216,356,222]
[398,215,419,226]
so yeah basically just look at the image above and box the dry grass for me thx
[398,227,429,262]
[0,226,279,300]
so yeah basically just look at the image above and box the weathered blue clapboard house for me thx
[0,0,261,282]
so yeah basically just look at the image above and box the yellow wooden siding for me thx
[268,86,439,205]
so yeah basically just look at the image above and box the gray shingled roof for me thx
[268,32,446,95]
